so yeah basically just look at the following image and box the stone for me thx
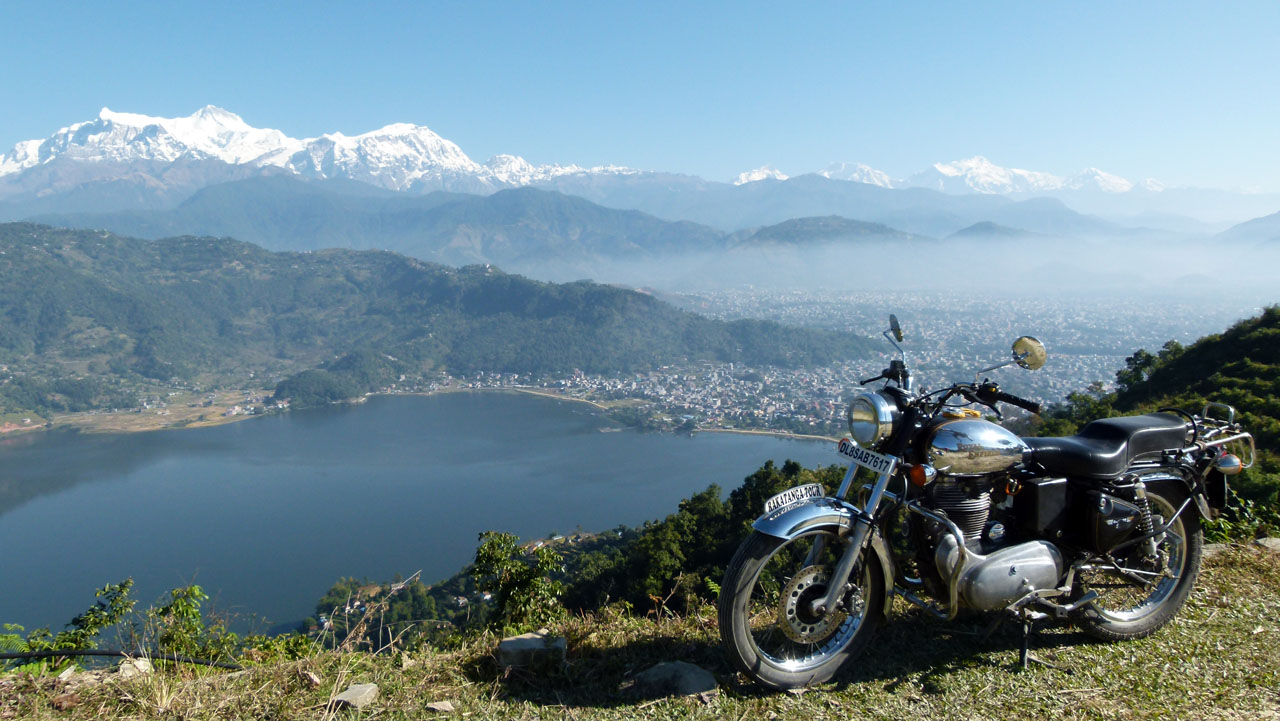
[117,658,153,679]
[632,661,718,697]
[333,683,379,710]
[425,700,456,713]
[497,629,567,669]
[298,670,322,688]
[1253,537,1280,553]
[1203,543,1229,558]
[65,670,109,690]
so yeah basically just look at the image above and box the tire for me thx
[718,529,884,690]
[1078,482,1203,641]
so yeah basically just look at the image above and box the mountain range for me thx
[26,170,1279,292]
[3,106,1277,230]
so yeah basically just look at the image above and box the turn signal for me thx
[1214,453,1244,476]
[907,463,936,487]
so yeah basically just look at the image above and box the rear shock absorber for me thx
[1131,479,1160,558]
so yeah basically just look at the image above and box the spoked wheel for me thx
[1077,484,1203,640]
[718,529,884,690]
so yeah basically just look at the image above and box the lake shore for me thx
[34,385,631,436]
[696,427,838,443]
[34,385,830,443]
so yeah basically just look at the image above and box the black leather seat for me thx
[1022,413,1189,479]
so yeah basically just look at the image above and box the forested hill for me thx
[0,223,868,414]
[1042,306,1279,508]
[1113,306,1279,449]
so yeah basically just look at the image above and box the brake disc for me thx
[778,566,848,644]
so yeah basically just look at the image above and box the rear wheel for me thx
[1077,483,1203,640]
[718,529,884,690]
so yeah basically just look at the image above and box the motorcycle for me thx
[718,315,1255,689]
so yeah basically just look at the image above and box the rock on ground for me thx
[333,683,379,709]
[117,658,153,679]
[632,661,718,697]
[497,629,567,669]
[1254,537,1280,553]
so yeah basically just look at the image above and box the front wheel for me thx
[718,529,884,690]
[1077,482,1203,641]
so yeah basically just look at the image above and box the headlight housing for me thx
[846,391,899,448]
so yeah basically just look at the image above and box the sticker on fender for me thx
[763,483,825,514]
[836,438,898,475]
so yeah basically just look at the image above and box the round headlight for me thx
[847,391,899,448]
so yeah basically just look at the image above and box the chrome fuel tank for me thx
[925,419,1028,477]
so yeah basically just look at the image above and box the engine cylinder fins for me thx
[933,480,991,540]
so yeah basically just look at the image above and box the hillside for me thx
[33,180,729,276]
[0,223,868,417]
[1040,306,1279,509]
[1113,306,1280,445]
[947,220,1042,240]
[1216,209,1280,246]
[734,215,930,246]
[2,545,1276,720]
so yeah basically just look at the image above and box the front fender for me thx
[752,497,895,616]
[753,496,858,539]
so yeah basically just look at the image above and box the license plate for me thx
[763,483,825,514]
[836,438,898,475]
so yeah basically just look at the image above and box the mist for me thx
[499,233,1280,299]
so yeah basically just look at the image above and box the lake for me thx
[0,392,834,633]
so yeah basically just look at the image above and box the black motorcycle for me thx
[718,315,1254,689]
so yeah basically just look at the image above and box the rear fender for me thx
[1135,470,1210,521]
[752,497,895,616]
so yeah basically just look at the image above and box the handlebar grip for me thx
[994,390,1041,415]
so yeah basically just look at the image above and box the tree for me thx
[472,531,564,632]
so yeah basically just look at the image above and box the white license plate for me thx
[836,438,898,475]
[763,483,825,514]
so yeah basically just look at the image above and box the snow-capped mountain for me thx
[1063,167,1134,193]
[816,162,894,188]
[285,122,486,191]
[733,165,788,185]
[0,106,303,174]
[0,106,636,194]
[899,156,1158,196]
[905,156,1064,194]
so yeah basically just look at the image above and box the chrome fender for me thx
[752,497,895,616]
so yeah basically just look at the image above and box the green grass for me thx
[4,546,1278,720]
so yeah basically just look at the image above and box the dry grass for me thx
[4,545,1278,720]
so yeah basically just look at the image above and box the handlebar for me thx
[991,389,1041,415]
[974,381,1041,415]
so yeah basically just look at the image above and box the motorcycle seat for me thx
[1021,413,1189,479]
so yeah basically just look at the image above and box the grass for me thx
[3,545,1278,720]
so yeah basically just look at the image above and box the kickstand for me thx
[1016,611,1064,672]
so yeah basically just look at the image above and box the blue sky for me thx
[2,1,1277,189]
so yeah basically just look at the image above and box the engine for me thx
[934,534,1065,610]
[932,478,991,541]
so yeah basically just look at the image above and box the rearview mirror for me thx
[889,314,903,343]
[1012,336,1047,370]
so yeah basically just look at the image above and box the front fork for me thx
[811,463,895,615]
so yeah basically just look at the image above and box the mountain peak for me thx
[1065,167,1134,193]
[817,162,894,188]
[733,165,788,185]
